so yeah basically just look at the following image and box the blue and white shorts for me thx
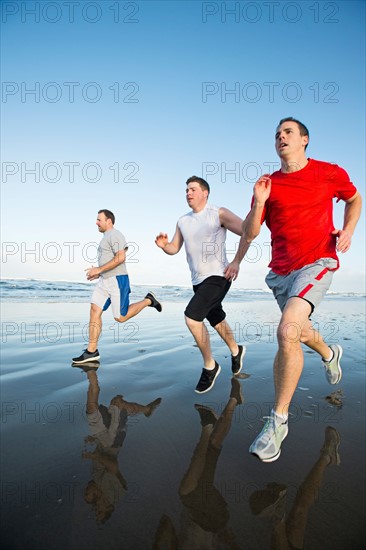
[91,275,131,318]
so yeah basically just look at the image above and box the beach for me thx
[1,294,365,550]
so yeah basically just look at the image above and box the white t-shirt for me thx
[178,204,228,285]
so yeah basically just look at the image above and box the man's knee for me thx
[278,298,312,347]
[115,315,127,323]
[185,315,200,328]
[277,319,302,347]
[90,303,102,317]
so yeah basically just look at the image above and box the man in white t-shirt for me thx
[155,176,250,393]
[73,209,162,364]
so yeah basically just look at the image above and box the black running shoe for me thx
[72,349,100,364]
[195,362,221,394]
[231,344,246,375]
[145,292,162,312]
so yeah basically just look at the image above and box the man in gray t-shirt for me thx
[97,227,128,278]
[72,209,162,364]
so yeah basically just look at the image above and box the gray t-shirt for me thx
[98,228,128,278]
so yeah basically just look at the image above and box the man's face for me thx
[275,121,308,158]
[186,182,208,211]
[96,213,110,233]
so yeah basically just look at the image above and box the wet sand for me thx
[1,298,365,549]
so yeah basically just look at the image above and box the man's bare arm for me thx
[219,207,243,236]
[242,174,271,242]
[224,233,251,281]
[86,249,126,280]
[332,191,362,253]
[155,224,184,255]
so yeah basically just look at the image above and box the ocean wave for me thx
[0,278,364,303]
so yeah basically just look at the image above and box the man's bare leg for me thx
[114,298,151,323]
[88,303,103,353]
[274,297,336,416]
[214,319,239,356]
[300,318,333,360]
[274,297,312,417]
[85,295,159,355]
[185,315,215,369]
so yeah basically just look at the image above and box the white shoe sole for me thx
[72,355,100,364]
[326,345,343,384]
[250,428,289,463]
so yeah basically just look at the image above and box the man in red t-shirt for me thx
[243,117,362,463]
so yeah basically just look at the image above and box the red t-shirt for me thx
[259,159,357,275]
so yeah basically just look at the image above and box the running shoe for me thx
[145,292,162,312]
[195,362,221,394]
[72,349,100,364]
[249,414,288,463]
[323,344,342,385]
[231,344,246,375]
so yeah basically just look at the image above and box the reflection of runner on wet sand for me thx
[250,426,341,550]
[153,377,245,550]
[80,365,162,524]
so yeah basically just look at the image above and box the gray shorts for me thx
[265,258,337,313]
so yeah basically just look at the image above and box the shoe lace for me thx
[260,416,276,444]
[323,348,336,368]
[200,369,211,382]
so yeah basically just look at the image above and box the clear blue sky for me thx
[1,0,365,292]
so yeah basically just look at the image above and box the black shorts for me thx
[184,276,231,327]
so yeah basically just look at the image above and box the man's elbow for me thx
[116,254,126,265]
[242,223,260,243]
[347,191,362,207]
[245,231,259,243]
[165,246,178,256]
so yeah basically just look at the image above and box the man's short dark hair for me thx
[186,176,210,195]
[98,209,115,225]
[278,117,309,149]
